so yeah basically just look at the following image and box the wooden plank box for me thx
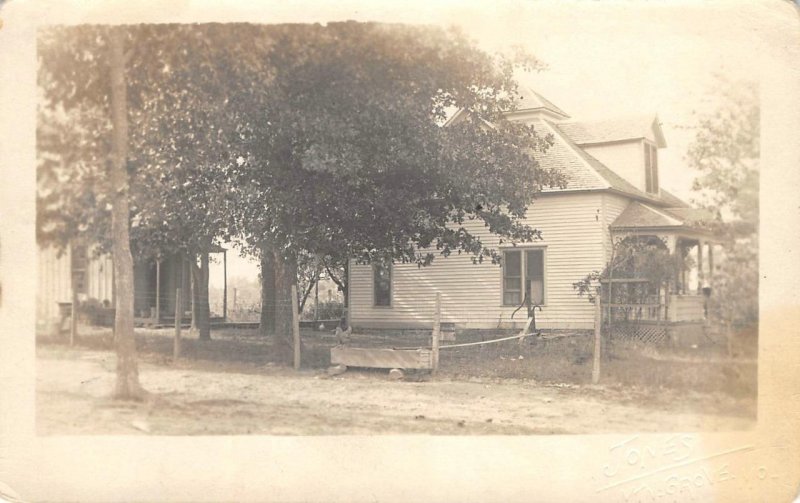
[330,347,433,370]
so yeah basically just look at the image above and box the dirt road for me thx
[36,346,754,435]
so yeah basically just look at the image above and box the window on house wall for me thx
[70,243,88,295]
[503,249,545,306]
[373,261,392,307]
[644,143,659,193]
[651,144,659,192]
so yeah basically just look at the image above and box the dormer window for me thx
[644,143,659,193]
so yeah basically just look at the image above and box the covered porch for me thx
[133,245,230,326]
[608,201,722,328]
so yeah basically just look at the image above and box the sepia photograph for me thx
[34,18,759,436]
[1,0,799,501]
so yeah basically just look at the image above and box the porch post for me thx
[697,240,705,293]
[708,244,715,284]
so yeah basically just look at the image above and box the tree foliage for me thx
[38,25,248,340]
[686,80,759,329]
[38,22,560,365]
[688,80,759,234]
[229,22,559,267]
[573,236,683,304]
[222,22,560,360]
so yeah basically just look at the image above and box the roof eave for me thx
[504,107,571,121]
[609,225,723,242]
[442,108,466,128]
[575,137,647,147]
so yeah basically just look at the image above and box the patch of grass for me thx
[38,324,756,405]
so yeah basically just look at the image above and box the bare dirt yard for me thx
[36,326,757,435]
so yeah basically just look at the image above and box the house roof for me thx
[611,202,683,228]
[657,189,692,208]
[441,86,571,126]
[610,201,718,233]
[541,120,686,206]
[661,206,718,225]
[558,115,667,147]
[444,90,693,209]
[545,121,647,194]
[514,85,571,119]
[533,120,608,192]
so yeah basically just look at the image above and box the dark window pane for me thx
[373,262,391,306]
[526,250,543,280]
[503,251,522,305]
[503,251,521,277]
[504,278,521,291]
[652,146,659,192]
[644,144,652,192]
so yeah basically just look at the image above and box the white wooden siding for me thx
[350,193,610,330]
[37,245,114,323]
[583,141,646,192]
[37,246,70,323]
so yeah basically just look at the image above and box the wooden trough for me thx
[328,294,536,377]
[330,346,434,370]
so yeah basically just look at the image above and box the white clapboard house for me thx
[347,88,719,331]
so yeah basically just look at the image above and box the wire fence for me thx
[40,286,757,400]
[45,284,753,362]
[52,290,345,327]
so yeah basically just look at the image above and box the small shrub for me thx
[301,300,345,321]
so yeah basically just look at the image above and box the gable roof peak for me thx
[511,85,571,120]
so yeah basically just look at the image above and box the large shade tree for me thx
[228,22,561,362]
[37,24,247,394]
[125,24,246,341]
[38,26,145,398]
[39,22,561,370]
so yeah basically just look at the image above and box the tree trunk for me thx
[190,254,197,333]
[108,27,144,400]
[197,251,211,340]
[298,269,319,314]
[259,244,276,336]
[273,249,298,364]
[323,259,348,305]
[343,260,349,308]
[189,254,211,340]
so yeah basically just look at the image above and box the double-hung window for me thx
[502,249,545,306]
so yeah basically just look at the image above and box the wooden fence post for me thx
[431,292,441,375]
[592,295,602,384]
[726,321,734,359]
[291,284,301,370]
[70,288,77,347]
[174,287,182,361]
